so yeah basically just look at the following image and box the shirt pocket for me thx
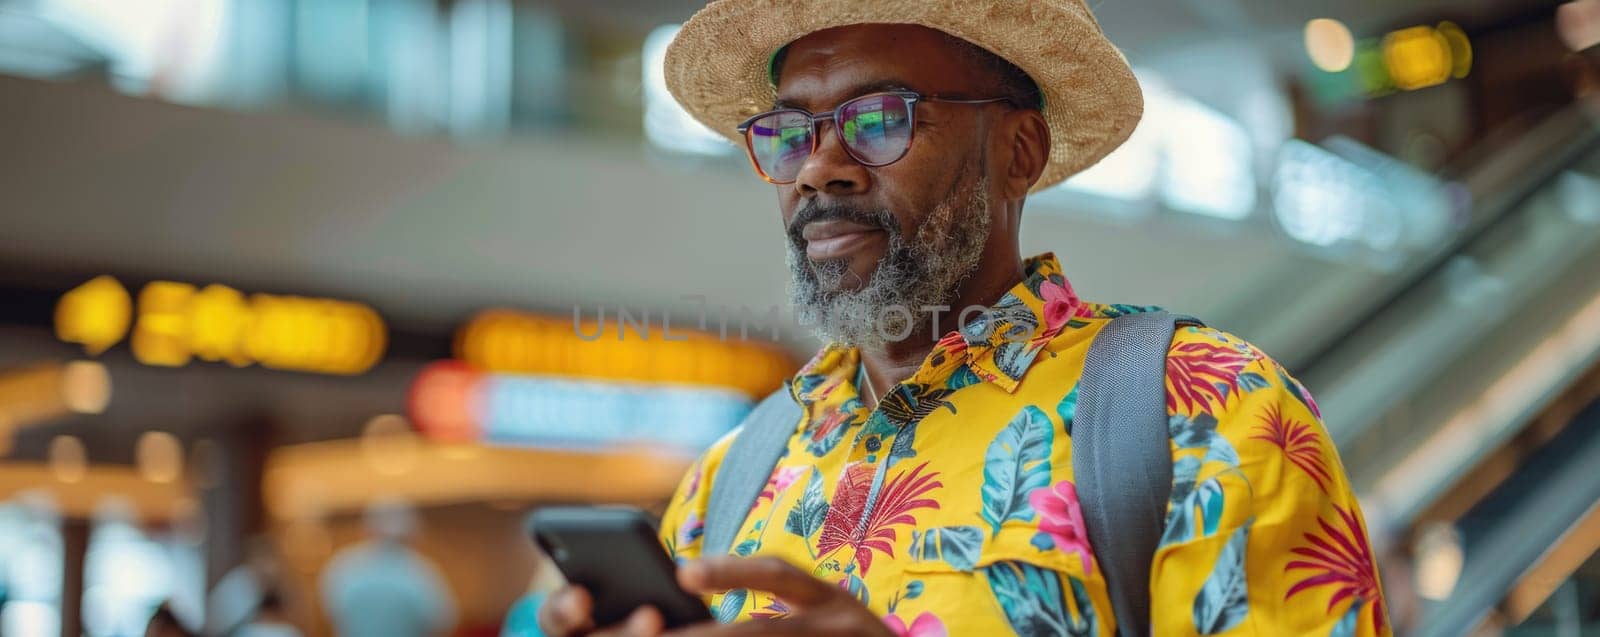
[897,523,1112,636]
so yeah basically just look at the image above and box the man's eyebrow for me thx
[772,79,918,110]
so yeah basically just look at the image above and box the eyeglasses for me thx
[735,91,1013,184]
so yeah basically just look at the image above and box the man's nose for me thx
[794,122,873,197]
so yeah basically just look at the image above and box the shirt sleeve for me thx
[1149,327,1391,636]
[657,427,740,562]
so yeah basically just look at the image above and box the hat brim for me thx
[664,0,1143,193]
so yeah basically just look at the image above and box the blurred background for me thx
[0,0,1598,635]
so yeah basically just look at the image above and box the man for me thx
[543,1,1389,635]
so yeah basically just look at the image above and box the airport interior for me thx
[2,0,1600,635]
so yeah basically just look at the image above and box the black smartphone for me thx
[527,506,713,628]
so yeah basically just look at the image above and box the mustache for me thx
[785,202,897,246]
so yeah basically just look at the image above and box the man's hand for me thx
[537,585,666,637]
[665,556,895,636]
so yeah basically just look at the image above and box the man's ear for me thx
[1000,109,1051,200]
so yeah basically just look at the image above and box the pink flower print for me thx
[884,612,947,637]
[1029,480,1094,573]
[758,465,806,504]
[1038,279,1086,332]
[675,511,704,551]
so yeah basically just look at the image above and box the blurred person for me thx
[205,536,288,637]
[319,498,457,637]
[541,1,1389,636]
[145,604,197,637]
[234,590,302,637]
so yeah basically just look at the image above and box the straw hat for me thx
[663,0,1143,192]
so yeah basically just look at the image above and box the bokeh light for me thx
[1305,18,1356,72]
[135,431,183,485]
[48,435,87,484]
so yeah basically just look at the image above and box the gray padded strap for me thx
[1074,311,1195,637]
[703,388,802,557]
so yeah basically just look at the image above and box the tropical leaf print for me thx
[1239,371,1271,392]
[784,467,829,555]
[960,292,1036,348]
[1285,505,1386,636]
[1163,412,1251,547]
[908,525,982,571]
[1277,364,1324,420]
[674,511,704,554]
[681,463,703,503]
[983,561,1096,637]
[1095,303,1162,319]
[1170,412,1220,449]
[1164,472,1227,546]
[842,573,870,606]
[714,589,749,623]
[934,330,969,358]
[992,341,1037,380]
[981,406,1055,536]
[1193,522,1252,634]
[815,462,873,559]
[1167,339,1256,415]
[805,407,857,457]
[795,372,828,399]
[748,598,790,620]
[1056,386,1078,436]
[1252,403,1332,492]
[946,365,982,391]
[879,384,957,427]
[817,462,942,574]
[1170,413,1243,474]
[1330,601,1363,637]
[886,418,922,468]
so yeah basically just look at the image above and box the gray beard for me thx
[787,174,992,352]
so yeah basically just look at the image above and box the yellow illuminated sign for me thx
[1437,22,1472,79]
[455,310,796,398]
[1384,26,1452,90]
[130,282,386,375]
[55,276,132,356]
[56,276,387,375]
[132,281,197,366]
[1320,22,1472,98]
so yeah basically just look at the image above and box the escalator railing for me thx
[1259,98,1600,634]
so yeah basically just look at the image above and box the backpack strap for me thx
[703,387,803,557]
[1073,311,1201,637]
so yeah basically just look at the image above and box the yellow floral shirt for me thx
[660,253,1389,636]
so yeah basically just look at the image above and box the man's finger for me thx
[539,586,596,636]
[678,557,836,606]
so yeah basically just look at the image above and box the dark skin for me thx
[538,23,1049,637]
[776,25,1048,407]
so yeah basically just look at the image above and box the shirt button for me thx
[864,436,883,452]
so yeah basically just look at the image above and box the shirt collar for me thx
[789,252,1098,402]
[953,252,1093,392]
